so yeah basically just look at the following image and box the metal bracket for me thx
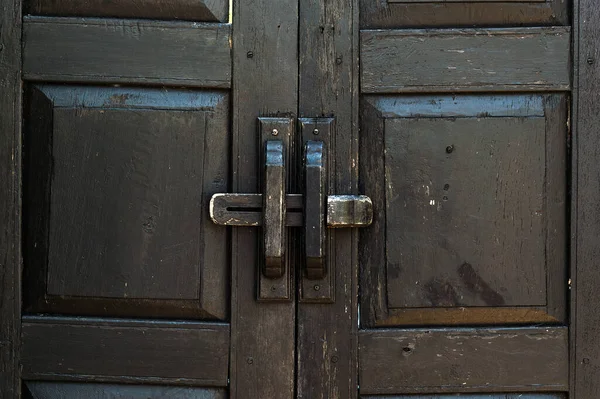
[210,194,372,228]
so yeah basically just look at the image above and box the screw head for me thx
[247,51,254,58]
[336,57,343,65]
[247,357,254,365]
[272,129,279,136]
[446,145,454,154]
[588,57,595,65]
[313,128,319,135]
[331,355,339,363]
[270,285,277,292]
[313,284,320,291]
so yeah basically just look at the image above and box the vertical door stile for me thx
[572,0,600,397]
[297,0,358,397]
[0,0,23,397]
[230,0,298,398]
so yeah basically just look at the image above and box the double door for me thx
[6,0,577,397]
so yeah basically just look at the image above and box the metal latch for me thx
[208,117,373,302]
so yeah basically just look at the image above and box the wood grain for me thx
[0,0,22,397]
[385,117,546,308]
[359,94,567,327]
[360,0,568,28]
[24,382,226,399]
[26,0,228,22]
[359,327,569,394]
[573,0,600,397]
[229,0,297,397]
[21,316,229,386]
[361,395,565,399]
[23,85,229,320]
[296,0,358,397]
[23,17,231,88]
[361,27,571,93]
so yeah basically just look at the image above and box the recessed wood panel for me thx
[21,316,229,386]
[25,0,228,22]
[359,327,568,395]
[360,0,568,28]
[385,117,546,308]
[24,382,226,399]
[24,85,229,319]
[23,17,231,88]
[359,94,567,326]
[361,27,570,93]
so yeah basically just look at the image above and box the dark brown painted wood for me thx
[359,327,569,395]
[24,382,226,399]
[359,94,567,327]
[23,17,231,88]
[573,0,600,397]
[229,0,297,397]
[361,395,565,399]
[23,85,229,320]
[297,0,358,397]
[0,0,22,396]
[26,0,228,22]
[360,0,568,28]
[21,316,229,386]
[361,28,571,93]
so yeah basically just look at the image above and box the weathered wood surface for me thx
[361,395,565,399]
[573,0,600,397]
[359,327,569,394]
[23,17,231,87]
[361,27,571,93]
[0,0,22,397]
[26,0,228,22]
[296,0,358,396]
[359,94,567,327]
[229,0,297,397]
[24,382,226,399]
[24,85,229,320]
[360,0,568,28]
[21,316,230,386]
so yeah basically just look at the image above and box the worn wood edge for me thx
[0,0,23,396]
[359,327,569,394]
[358,97,390,328]
[359,1,569,29]
[24,381,227,399]
[569,0,579,396]
[360,27,571,93]
[543,94,568,323]
[361,26,571,36]
[26,0,229,22]
[21,317,230,385]
[375,307,561,326]
[361,84,572,94]
[23,15,229,29]
[22,17,231,88]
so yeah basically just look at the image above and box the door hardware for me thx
[209,117,373,302]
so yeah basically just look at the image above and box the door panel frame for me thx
[0,0,23,396]
[571,0,600,397]
[229,0,298,397]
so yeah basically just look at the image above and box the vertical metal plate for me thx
[299,117,335,303]
[258,117,294,301]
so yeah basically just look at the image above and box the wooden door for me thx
[356,0,573,398]
[3,0,600,398]
[3,0,298,398]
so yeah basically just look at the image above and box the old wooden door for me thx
[3,0,600,397]
[11,0,299,398]
[355,0,573,398]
